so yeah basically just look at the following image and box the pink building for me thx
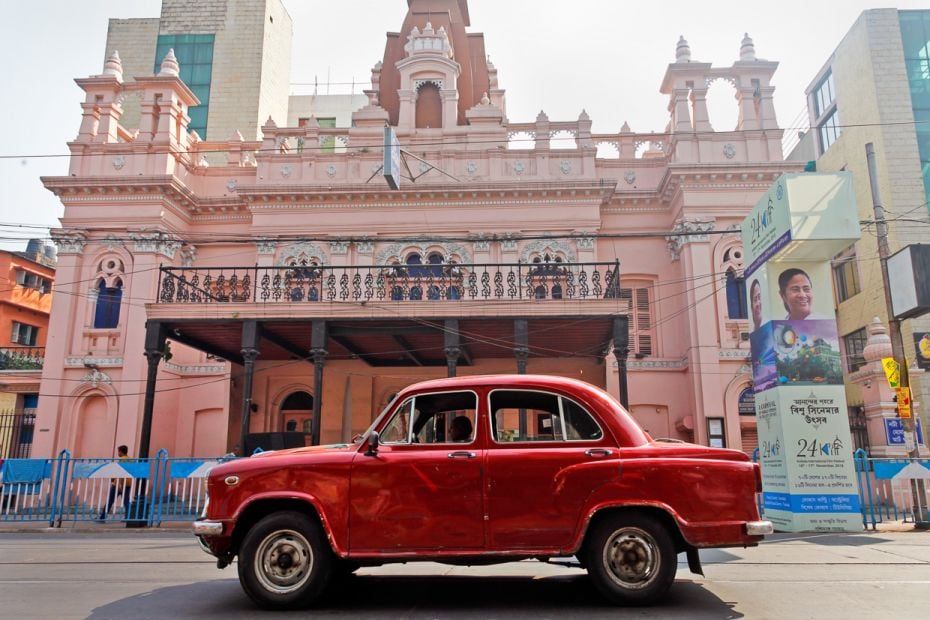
[34,0,800,459]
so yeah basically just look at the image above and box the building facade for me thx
[34,0,799,459]
[790,9,930,454]
[0,241,56,459]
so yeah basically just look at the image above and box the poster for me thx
[741,173,861,533]
[915,332,930,371]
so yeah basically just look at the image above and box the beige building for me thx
[790,9,930,451]
[104,0,293,141]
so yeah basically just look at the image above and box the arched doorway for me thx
[280,391,314,446]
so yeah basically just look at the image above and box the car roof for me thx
[400,374,607,396]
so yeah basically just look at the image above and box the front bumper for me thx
[192,519,224,536]
[746,520,774,536]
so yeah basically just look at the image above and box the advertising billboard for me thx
[742,172,861,532]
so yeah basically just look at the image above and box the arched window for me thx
[416,82,442,129]
[94,279,123,329]
[406,253,424,277]
[426,252,444,277]
[725,268,748,319]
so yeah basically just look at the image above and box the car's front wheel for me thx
[584,512,677,605]
[237,511,332,610]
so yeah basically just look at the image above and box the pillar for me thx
[612,316,631,410]
[444,319,461,378]
[239,321,262,452]
[139,321,166,460]
[310,320,328,447]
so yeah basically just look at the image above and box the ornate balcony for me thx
[0,347,45,371]
[157,261,621,305]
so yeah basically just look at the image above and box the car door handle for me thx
[585,449,613,458]
[448,451,477,459]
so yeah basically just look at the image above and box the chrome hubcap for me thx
[603,526,659,589]
[254,529,313,594]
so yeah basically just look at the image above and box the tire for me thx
[584,512,677,605]
[237,511,332,610]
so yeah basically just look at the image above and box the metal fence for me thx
[158,261,622,305]
[753,448,930,530]
[0,411,35,459]
[0,449,227,527]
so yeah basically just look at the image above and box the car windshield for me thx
[356,395,400,444]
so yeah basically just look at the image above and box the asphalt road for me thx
[1,529,928,619]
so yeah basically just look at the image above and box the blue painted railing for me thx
[0,450,231,527]
[752,447,930,531]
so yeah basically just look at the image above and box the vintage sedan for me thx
[194,374,771,609]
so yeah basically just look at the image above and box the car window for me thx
[412,391,478,444]
[490,390,603,443]
[380,391,478,444]
[381,398,413,444]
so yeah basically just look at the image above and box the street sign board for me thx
[896,387,912,419]
[882,358,900,389]
[383,126,401,190]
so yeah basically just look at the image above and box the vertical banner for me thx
[742,173,862,532]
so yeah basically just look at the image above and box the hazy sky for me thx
[1,0,927,251]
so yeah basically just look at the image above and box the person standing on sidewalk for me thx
[99,445,130,521]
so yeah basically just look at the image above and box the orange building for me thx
[0,241,56,459]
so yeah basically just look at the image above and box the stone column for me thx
[690,86,712,132]
[239,321,262,452]
[310,320,328,447]
[444,319,461,378]
[612,316,631,410]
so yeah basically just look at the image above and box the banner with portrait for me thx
[741,172,860,532]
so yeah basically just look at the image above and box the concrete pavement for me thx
[0,527,928,618]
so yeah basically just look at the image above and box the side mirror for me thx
[365,431,380,457]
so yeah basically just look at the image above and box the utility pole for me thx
[865,143,929,525]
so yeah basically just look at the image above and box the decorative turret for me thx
[100,51,123,82]
[404,22,453,59]
[158,49,180,77]
[675,36,692,63]
[740,33,757,62]
[863,317,894,362]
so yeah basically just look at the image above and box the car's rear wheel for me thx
[237,511,331,610]
[584,512,677,605]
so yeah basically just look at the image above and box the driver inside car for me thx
[449,416,473,442]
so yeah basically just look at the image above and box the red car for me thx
[194,374,771,609]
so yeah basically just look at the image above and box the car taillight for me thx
[753,463,763,493]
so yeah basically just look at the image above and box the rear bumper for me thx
[746,520,774,536]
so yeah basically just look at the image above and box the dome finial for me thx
[676,36,692,63]
[159,49,180,77]
[740,33,757,61]
[102,50,123,81]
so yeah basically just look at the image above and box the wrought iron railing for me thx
[0,347,45,371]
[0,411,35,459]
[158,261,621,305]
